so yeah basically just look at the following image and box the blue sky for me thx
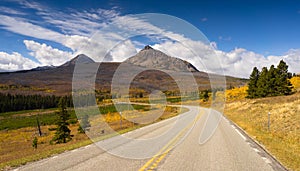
[114,0,300,55]
[0,0,300,77]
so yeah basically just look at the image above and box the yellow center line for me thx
[139,113,202,171]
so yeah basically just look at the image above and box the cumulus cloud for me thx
[152,40,300,78]
[24,40,73,66]
[110,40,137,61]
[152,40,217,73]
[0,52,38,71]
[274,49,300,74]
[63,34,119,61]
[213,47,300,78]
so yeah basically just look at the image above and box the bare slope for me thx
[124,45,199,72]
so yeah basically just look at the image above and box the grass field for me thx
[0,123,91,170]
[224,77,300,170]
[1,76,299,170]
[0,103,182,170]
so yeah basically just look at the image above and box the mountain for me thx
[60,54,95,67]
[0,52,247,95]
[124,45,199,72]
[31,65,56,71]
[0,69,8,72]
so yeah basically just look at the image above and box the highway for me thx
[15,106,287,171]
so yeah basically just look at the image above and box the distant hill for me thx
[0,69,8,72]
[30,65,55,71]
[28,54,95,71]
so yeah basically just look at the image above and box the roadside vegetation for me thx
[247,60,293,98]
[225,89,300,170]
[224,61,300,170]
[0,95,183,170]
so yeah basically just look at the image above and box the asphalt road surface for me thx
[14,106,287,171]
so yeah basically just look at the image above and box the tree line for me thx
[247,60,293,98]
[0,93,73,113]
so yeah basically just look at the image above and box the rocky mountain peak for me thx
[142,45,153,50]
[124,46,199,72]
[60,54,95,67]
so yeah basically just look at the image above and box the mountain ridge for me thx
[0,47,247,95]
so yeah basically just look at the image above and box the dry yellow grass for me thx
[221,79,300,170]
[0,105,182,170]
[0,123,90,170]
[225,93,300,170]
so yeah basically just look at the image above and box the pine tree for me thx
[266,65,278,96]
[203,90,209,102]
[32,137,38,149]
[247,67,260,98]
[246,60,293,98]
[256,67,269,97]
[51,97,72,144]
[276,60,293,95]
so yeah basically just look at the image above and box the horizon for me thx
[8,45,291,79]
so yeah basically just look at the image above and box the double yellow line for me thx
[139,113,201,171]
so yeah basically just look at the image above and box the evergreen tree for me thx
[203,90,209,102]
[256,67,269,97]
[32,137,38,149]
[276,60,293,95]
[266,65,278,96]
[247,67,260,98]
[246,60,293,98]
[0,93,73,113]
[51,97,72,144]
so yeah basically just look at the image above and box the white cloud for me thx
[110,40,137,61]
[40,11,107,36]
[24,40,73,66]
[276,49,300,74]
[0,2,127,63]
[152,40,216,73]
[17,0,46,12]
[213,47,300,78]
[0,7,26,15]
[0,14,65,43]
[63,34,118,61]
[152,39,300,78]
[110,15,163,37]
[201,18,208,22]
[210,42,217,49]
[0,52,38,71]
[34,4,119,36]
[218,36,232,41]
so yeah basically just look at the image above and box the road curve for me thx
[14,106,286,171]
